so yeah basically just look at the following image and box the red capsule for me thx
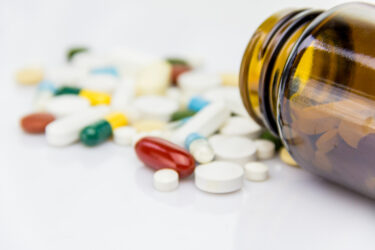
[135,136,195,178]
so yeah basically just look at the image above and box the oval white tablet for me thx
[219,116,262,139]
[194,161,244,194]
[209,135,257,165]
[244,162,269,182]
[254,139,275,160]
[133,95,179,122]
[45,95,90,118]
[153,169,179,192]
[113,126,137,146]
[46,106,109,146]
[178,71,221,94]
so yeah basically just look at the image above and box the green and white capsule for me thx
[80,112,128,146]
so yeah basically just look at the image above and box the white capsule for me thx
[189,139,215,164]
[171,102,230,146]
[209,135,257,166]
[178,71,221,95]
[165,87,182,104]
[220,116,262,139]
[244,162,269,181]
[113,126,137,146]
[194,161,244,194]
[135,61,171,95]
[78,74,119,94]
[45,95,90,118]
[153,169,179,192]
[254,139,275,160]
[133,95,179,122]
[46,106,109,146]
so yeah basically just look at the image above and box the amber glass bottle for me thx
[240,2,375,199]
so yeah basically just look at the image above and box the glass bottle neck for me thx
[239,8,323,136]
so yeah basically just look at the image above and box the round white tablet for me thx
[153,169,179,192]
[113,126,137,146]
[45,95,90,118]
[178,71,221,94]
[219,116,262,139]
[194,161,244,194]
[244,162,269,181]
[254,139,275,160]
[209,135,257,165]
[133,95,179,122]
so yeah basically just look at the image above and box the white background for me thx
[1,0,375,249]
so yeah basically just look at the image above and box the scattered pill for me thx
[170,109,196,122]
[33,80,56,112]
[133,95,179,122]
[46,66,85,87]
[46,106,109,146]
[171,64,191,85]
[178,71,221,95]
[55,86,111,105]
[165,87,182,104]
[67,46,89,61]
[135,61,171,95]
[166,57,189,66]
[220,116,262,139]
[221,73,238,86]
[172,101,230,145]
[20,113,55,134]
[153,169,179,192]
[113,126,137,146]
[135,137,195,178]
[132,120,166,133]
[187,96,210,112]
[90,66,119,77]
[280,147,298,167]
[110,78,135,112]
[209,135,257,165]
[254,139,275,160]
[79,74,119,94]
[16,67,43,85]
[194,161,244,194]
[203,87,248,116]
[80,112,128,146]
[45,95,90,118]
[185,133,215,164]
[259,130,283,150]
[244,162,269,181]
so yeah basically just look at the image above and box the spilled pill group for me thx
[18,46,293,194]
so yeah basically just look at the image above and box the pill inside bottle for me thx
[239,3,375,199]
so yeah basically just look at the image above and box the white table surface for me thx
[1,0,375,249]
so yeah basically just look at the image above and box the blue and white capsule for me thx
[187,96,210,112]
[185,132,215,163]
[33,80,57,111]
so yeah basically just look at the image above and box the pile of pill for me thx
[17,46,294,193]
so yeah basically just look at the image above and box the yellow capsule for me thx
[79,89,111,105]
[105,112,128,130]
[133,120,166,132]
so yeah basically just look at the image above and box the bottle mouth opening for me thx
[239,9,323,136]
